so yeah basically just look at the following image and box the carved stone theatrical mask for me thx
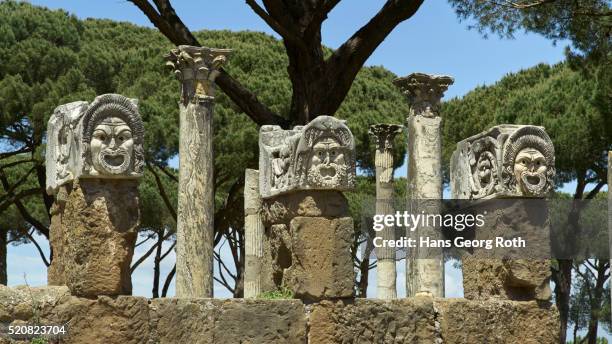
[451,124,555,199]
[259,116,356,199]
[46,94,144,194]
[81,94,144,178]
[502,126,555,197]
[89,117,135,175]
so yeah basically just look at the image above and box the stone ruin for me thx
[451,124,555,200]
[0,66,561,343]
[451,124,555,301]
[46,94,143,298]
[259,115,356,198]
[254,116,356,300]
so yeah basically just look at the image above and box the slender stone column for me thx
[244,169,264,298]
[369,124,403,299]
[394,73,453,297]
[166,46,231,298]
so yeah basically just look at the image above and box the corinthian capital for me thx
[369,124,403,151]
[166,45,231,104]
[393,73,454,118]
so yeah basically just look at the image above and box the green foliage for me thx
[442,62,611,184]
[447,0,610,56]
[30,338,48,344]
[258,286,294,299]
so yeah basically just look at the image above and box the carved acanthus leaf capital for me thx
[368,124,403,150]
[393,73,454,118]
[165,45,231,103]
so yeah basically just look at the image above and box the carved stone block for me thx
[451,124,555,199]
[259,116,356,199]
[48,179,139,297]
[46,94,145,195]
[450,125,555,302]
[46,94,144,298]
[285,217,355,300]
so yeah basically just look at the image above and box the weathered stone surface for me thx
[261,190,348,225]
[285,217,354,300]
[0,286,559,344]
[0,286,148,344]
[459,200,552,301]
[43,296,150,344]
[261,223,292,292]
[395,73,453,298]
[394,73,454,118]
[245,169,264,298]
[166,46,230,298]
[308,298,436,343]
[450,125,555,301]
[0,285,70,322]
[165,45,231,104]
[436,298,559,344]
[45,94,145,195]
[369,123,403,300]
[212,299,306,343]
[153,295,307,343]
[149,298,215,344]
[450,124,555,199]
[462,258,551,301]
[259,116,356,199]
[48,179,139,298]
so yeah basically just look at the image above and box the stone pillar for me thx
[394,73,453,297]
[244,169,264,298]
[450,124,556,301]
[258,116,356,301]
[166,46,231,298]
[369,124,403,299]
[46,94,145,297]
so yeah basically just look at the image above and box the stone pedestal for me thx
[166,46,231,298]
[460,200,552,301]
[450,124,556,301]
[261,191,354,301]
[258,116,357,301]
[394,73,454,297]
[48,180,139,297]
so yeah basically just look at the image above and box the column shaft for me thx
[167,46,231,298]
[175,100,215,297]
[394,73,453,298]
[370,124,402,300]
[244,169,264,298]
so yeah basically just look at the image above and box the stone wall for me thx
[0,285,558,344]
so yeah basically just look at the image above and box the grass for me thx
[258,287,294,299]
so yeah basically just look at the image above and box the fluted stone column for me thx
[166,46,231,298]
[369,124,403,299]
[394,73,453,297]
[244,169,264,298]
